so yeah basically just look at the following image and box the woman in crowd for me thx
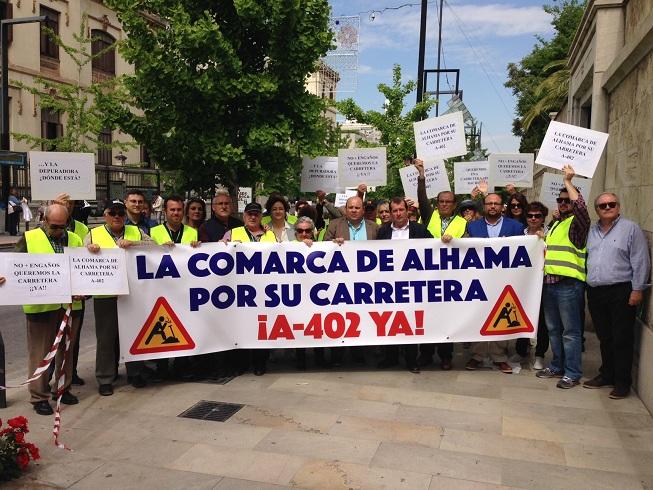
[521,201,550,369]
[376,201,391,225]
[266,195,294,242]
[506,191,528,229]
[185,197,207,230]
[459,199,479,222]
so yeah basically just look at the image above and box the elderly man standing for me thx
[199,190,243,242]
[86,201,151,395]
[536,165,590,389]
[13,204,83,415]
[414,158,468,370]
[583,193,650,399]
[324,196,378,365]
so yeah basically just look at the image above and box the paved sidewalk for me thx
[2,339,653,489]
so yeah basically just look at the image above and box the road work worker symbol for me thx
[130,297,195,354]
[480,285,534,336]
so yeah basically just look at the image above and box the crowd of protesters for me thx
[0,159,649,416]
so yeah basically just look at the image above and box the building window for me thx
[41,109,63,150]
[40,6,59,60]
[97,128,112,165]
[91,30,116,78]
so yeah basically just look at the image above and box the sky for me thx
[327,0,556,153]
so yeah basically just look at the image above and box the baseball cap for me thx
[459,199,477,212]
[244,202,262,213]
[104,200,126,212]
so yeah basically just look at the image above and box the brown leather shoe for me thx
[494,361,513,374]
[465,358,482,370]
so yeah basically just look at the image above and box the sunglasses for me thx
[556,198,571,204]
[527,213,543,219]
[107,210,126,217]
[295,228,313,234]
[597,201,618,210]
[48,223,67,230]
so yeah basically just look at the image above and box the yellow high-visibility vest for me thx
[150,224,198,245]
[427,211,467,238]
[231,226,276,243]
[22,228,83,314]
[544,216,587,281]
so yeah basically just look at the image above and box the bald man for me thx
[13,204,84,415]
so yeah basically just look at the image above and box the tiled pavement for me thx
[2,339,653,489]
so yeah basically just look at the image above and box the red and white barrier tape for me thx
[1,305,73,450]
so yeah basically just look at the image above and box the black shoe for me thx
[130,375,147,388]
[609,387,630,399]
[52,391,79,405]
[98,384,113,396]
[33,400,54,416]
[407,365,421,374]
[71,373,85,386]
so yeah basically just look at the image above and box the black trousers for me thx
[419,342,453,361]
[382,344,417,368]
[587,282,636,389]
[8,209,19,235]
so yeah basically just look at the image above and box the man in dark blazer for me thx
[377,197,433,373]
[466,192,524,374]
[324,195,378,241]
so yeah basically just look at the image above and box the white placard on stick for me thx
[237,187,252,213]
[337,148,387,187]
[300,156,339,193]
[399,159,451,199]
[29,152,96,200]
[0,253,71,306]
[334,188,358,207]
[536,121,608,178]
[488,153,534,188]
[454,161,489,195]
[413,112,467,159]
[66,248,129,296]
[539,172,593,212]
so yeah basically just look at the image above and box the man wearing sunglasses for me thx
[583,194,650,399]
[11,204,84,415]
[85,201,152,395]
[536,165,590,389]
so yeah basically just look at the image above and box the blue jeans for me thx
[542,279,584,380]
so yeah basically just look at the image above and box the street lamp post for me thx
[0,15,46,409]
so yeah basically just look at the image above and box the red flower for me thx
[16,452,30,470]
[25,442,40,460]
[8,416,28,431]
[15,431,25,443]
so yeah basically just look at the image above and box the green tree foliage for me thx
[12,16,134,154]
[505,0,586,152]
[336,64,436,198]
[105,0,334,196]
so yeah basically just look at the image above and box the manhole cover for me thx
[178,400,244,422]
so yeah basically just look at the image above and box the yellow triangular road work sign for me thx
[130,297,195,355]
[480,285,534,336]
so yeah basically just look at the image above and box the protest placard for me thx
[66,247,129,296]
[300,156,339,193]
[338,148,387,187]
[118,237,544,361]
[0,253,71,305]
[334,188,358,207]
[237,187,252,213]
[413,112,467,159]
[399,159,450,199]
[29,152,95,200]
[454,161,489,195]
[488,153,534,188]
[539,172,592,212]
[536,121,608,178]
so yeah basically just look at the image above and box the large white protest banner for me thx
[29,152,95,200]
[300,156,339,193]
[66,247,129,296]
[413,112,467,159]
[117,238,544,361]
[399,159,450,199]
[237,187,252,213]
[539,172,592,212]
[334,188,358,207]
[0,253,71,305]
[454,161,489,195]
[488,153,534,188]
[338,148,387,187]
[536,121,608,178]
